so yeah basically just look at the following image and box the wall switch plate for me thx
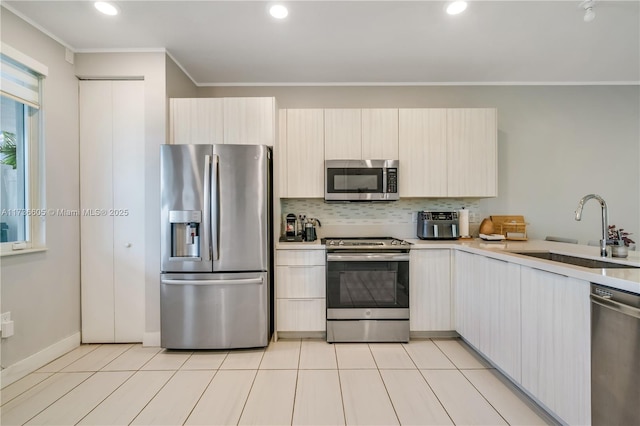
[0,312,10,323]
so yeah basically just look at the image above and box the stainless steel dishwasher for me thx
[591,284,640,425]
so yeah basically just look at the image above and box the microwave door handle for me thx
[202,155,211,261]
[211,154,219,261]
[382,168,387,193]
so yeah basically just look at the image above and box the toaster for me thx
[417,211,460,240]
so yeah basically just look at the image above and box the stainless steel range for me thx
[323,237,411,343]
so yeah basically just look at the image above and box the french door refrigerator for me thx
[160,144,272,349]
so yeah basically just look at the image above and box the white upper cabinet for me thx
[224,97,276,146]
[447,108,497,197]
[324,108,362,160]
[362,108,399,160]
[399,108,448,197]
[399,107,497,198]
[169,97,276,146]
[169,98,223,145]
[280,109,325,198]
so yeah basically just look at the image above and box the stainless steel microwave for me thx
[325,160,399,201]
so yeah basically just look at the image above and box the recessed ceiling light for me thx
[269,4,288,19]
[94,1,119,16]
[446,1,468,15]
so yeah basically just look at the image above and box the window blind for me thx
[0,45,46,110]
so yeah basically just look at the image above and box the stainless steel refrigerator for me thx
[160,144,272,349]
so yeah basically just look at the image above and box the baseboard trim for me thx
[143,331,161,347]
[410,330,460,339]
[1,332,80,387]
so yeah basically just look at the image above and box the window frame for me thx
[0,43,47,256]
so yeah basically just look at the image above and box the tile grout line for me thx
[36,344,103,374]
[369,343,402,426]
[404,339,457,426]
[334,343,348,426]
[127,367,183,425]
[289,339,302,426]
[99,343,138,371]
[182,367,221,425]
[20,371,98,425]
[457,369,510,425]
[73,370,138,425]
[234,349,265,425]
[0,372,53,407]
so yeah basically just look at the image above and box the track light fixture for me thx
[579,0,596,23]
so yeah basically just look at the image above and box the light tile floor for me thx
[1,338,556,426]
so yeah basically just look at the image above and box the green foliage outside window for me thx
[0,131,17,169]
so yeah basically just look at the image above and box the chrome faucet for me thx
[575,194,609,257]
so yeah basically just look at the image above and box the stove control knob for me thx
[328,241,335,245]
[401,241,409,245]
[365,309,372,317]
[338,241,345,246]
[391,240,398,245]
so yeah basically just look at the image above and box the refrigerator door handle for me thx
[211,154,220,261]
[161,278,263,286]
[202,155,212,261]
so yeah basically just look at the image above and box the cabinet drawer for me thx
[276,249,325,266]
[276,266,325,298]
[277,299,326,331]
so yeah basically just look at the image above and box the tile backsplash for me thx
[280,198,482,239]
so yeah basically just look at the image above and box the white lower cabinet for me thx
[454,251,589,424]
[520,267,591,425]
[480,257,521,382]
[410,249,452,331]
[275,249,326,333]
[454,250,482,346]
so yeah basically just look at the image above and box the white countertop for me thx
[276,238,640,294]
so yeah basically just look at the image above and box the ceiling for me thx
[3,1,639,86]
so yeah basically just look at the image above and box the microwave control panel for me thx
[386,168,398,193]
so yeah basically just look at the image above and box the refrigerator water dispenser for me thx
[169,210,202,258]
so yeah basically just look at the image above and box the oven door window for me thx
[327,261,409,309]
[326,168,383,194]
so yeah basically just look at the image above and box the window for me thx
[0,44,47,254]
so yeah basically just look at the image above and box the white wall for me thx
[1,8,80,368]
[204,86,640,244]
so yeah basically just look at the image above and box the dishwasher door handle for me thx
[591,293,640,319]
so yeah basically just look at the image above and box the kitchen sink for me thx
[512,251,640,269]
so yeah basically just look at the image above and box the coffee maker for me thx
[280,213,303,242]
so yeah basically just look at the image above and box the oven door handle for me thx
[327,253,410,262]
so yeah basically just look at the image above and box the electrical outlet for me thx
[0,312,10,323]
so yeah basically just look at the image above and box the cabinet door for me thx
[398,109,448,197]
[362,109,398,160]
[277,299,326,331]
[324,109,361,160]
[521,267,590,425]
[277,109,288,197]
[169,98,223,145]
[410,250,452,331]
[112,81,146,343]
[453,250,483,347]
[284,109,325,198]
[481,257,521,382]
[276,266,325,298]
[447,108,497,197]
[223,97,275,146]
[80,81,115,343]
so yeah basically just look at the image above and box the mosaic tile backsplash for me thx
[281,198,481,225]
